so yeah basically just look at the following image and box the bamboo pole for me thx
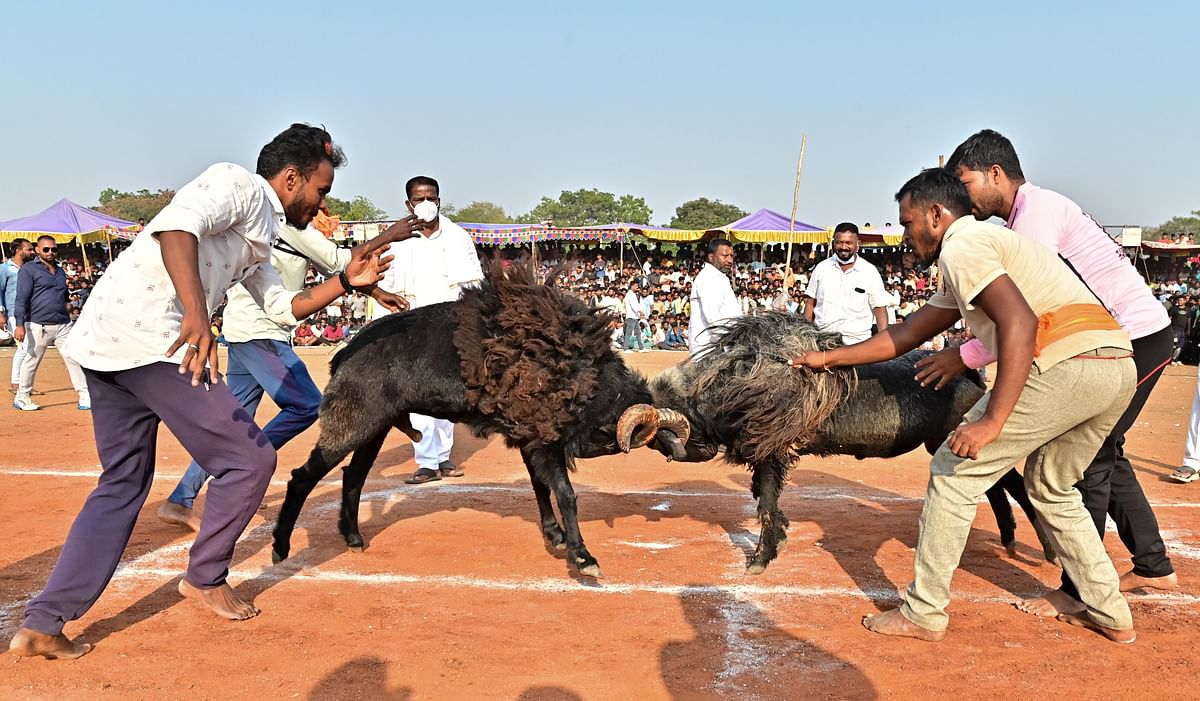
[784,134,808,293]
[78,235,91,279]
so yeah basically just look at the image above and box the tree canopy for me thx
[443,200,513,224]
[95,188,175,223]
[669,197,747,230]
[325,195,388,221]
[1145,209,1200,239]
[525,188,652,227]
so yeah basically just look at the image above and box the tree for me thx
[325,195,388,221]
[443,200,513,224]
[1145,209,1200,240]
[95,188,175,223]
[525,188,652,227]
[669,197,747,230]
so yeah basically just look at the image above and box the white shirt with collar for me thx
[372,215,482,318]
[68,162,299,371]
[222,223,351,343]
[623,290,642,320]
[804,253,888,340]
[689,262,740,358]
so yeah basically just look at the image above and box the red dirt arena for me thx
[2,347,1198,700]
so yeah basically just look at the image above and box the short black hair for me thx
[833,222,859,236]
[945,129,1025,179]
[707,237,733,254]
[11,237,30,249]
[406,176,440,199]
[895,168,973,216]
[256,123,345,179]
[36,235,56,245]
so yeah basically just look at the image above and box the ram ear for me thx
[655,430,690,462]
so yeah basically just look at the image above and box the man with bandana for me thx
[802,223,889,344]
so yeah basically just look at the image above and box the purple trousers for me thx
[24,362,276,636]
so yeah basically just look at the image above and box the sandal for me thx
[1169,466,1199,483]
[405,468,441,485]
[438,461,464,478]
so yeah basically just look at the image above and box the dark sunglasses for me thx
[41,246,58,252]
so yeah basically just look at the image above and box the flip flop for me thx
[405,468,441,485]
[1168,466,1199,483]
[438,461,464,477]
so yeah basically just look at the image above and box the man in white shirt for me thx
[0,238,34,393]
[689,238,740,358]
[9,124,393,660]
[622,281,646,351]
[372,176,483,485]
[803,223,889,343]
[158,216,416,531]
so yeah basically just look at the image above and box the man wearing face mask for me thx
[802,223,889,344]
[373,175,484,485]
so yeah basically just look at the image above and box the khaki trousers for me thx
[901,351,1136,632]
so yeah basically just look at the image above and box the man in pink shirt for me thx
[917,130,1177,617]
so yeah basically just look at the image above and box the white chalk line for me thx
[6,466,1200,511]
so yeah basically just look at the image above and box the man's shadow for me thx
[66,452,1049,643]
[721,467,1052,609]
[660,585,876,700]
[306,656,412,700]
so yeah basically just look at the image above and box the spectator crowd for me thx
[4,234,1199,363]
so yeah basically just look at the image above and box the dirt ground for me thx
[1,346,1198,700]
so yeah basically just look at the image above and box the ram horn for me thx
[616,404,660,452]
[654,408,691,446]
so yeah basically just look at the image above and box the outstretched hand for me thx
[789,350,829,371]
[913,347,967,390]
[371,215,423,251]
[370,287,409,313]
[344,249,393,289]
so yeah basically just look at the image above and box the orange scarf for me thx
[1035,304,1121,356]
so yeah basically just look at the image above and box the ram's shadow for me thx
[243,453,1050,609]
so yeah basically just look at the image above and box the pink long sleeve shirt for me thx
[957,182,1168,369]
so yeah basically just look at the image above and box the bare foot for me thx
[1057,611,1136,644]
[8,628,93,660]
[178,579,259,620]
[1015,588,1086,617]
[158,502,201,532]
[1120,570,1178,592]
[862,608,945,642]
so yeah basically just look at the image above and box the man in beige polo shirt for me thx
[792,168,1137,644]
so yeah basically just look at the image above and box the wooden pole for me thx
[784,133,808,293]
[77,235,91,280]
[937,154,945,168]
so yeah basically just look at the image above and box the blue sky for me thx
[2,0,1196,228]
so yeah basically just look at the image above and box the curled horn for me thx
[654,408,691,446]
[617,404,660,453]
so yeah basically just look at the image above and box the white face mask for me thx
[834,251,857,264]
[413,200,439,223]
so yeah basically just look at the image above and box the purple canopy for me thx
[723,208,824,232]
[0,199,141,243]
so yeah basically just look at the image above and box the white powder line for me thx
[6,467,1200,510]
[85,564,1200,608]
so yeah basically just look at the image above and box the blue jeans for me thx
[623,319,644,350]
[167,339,321,508]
